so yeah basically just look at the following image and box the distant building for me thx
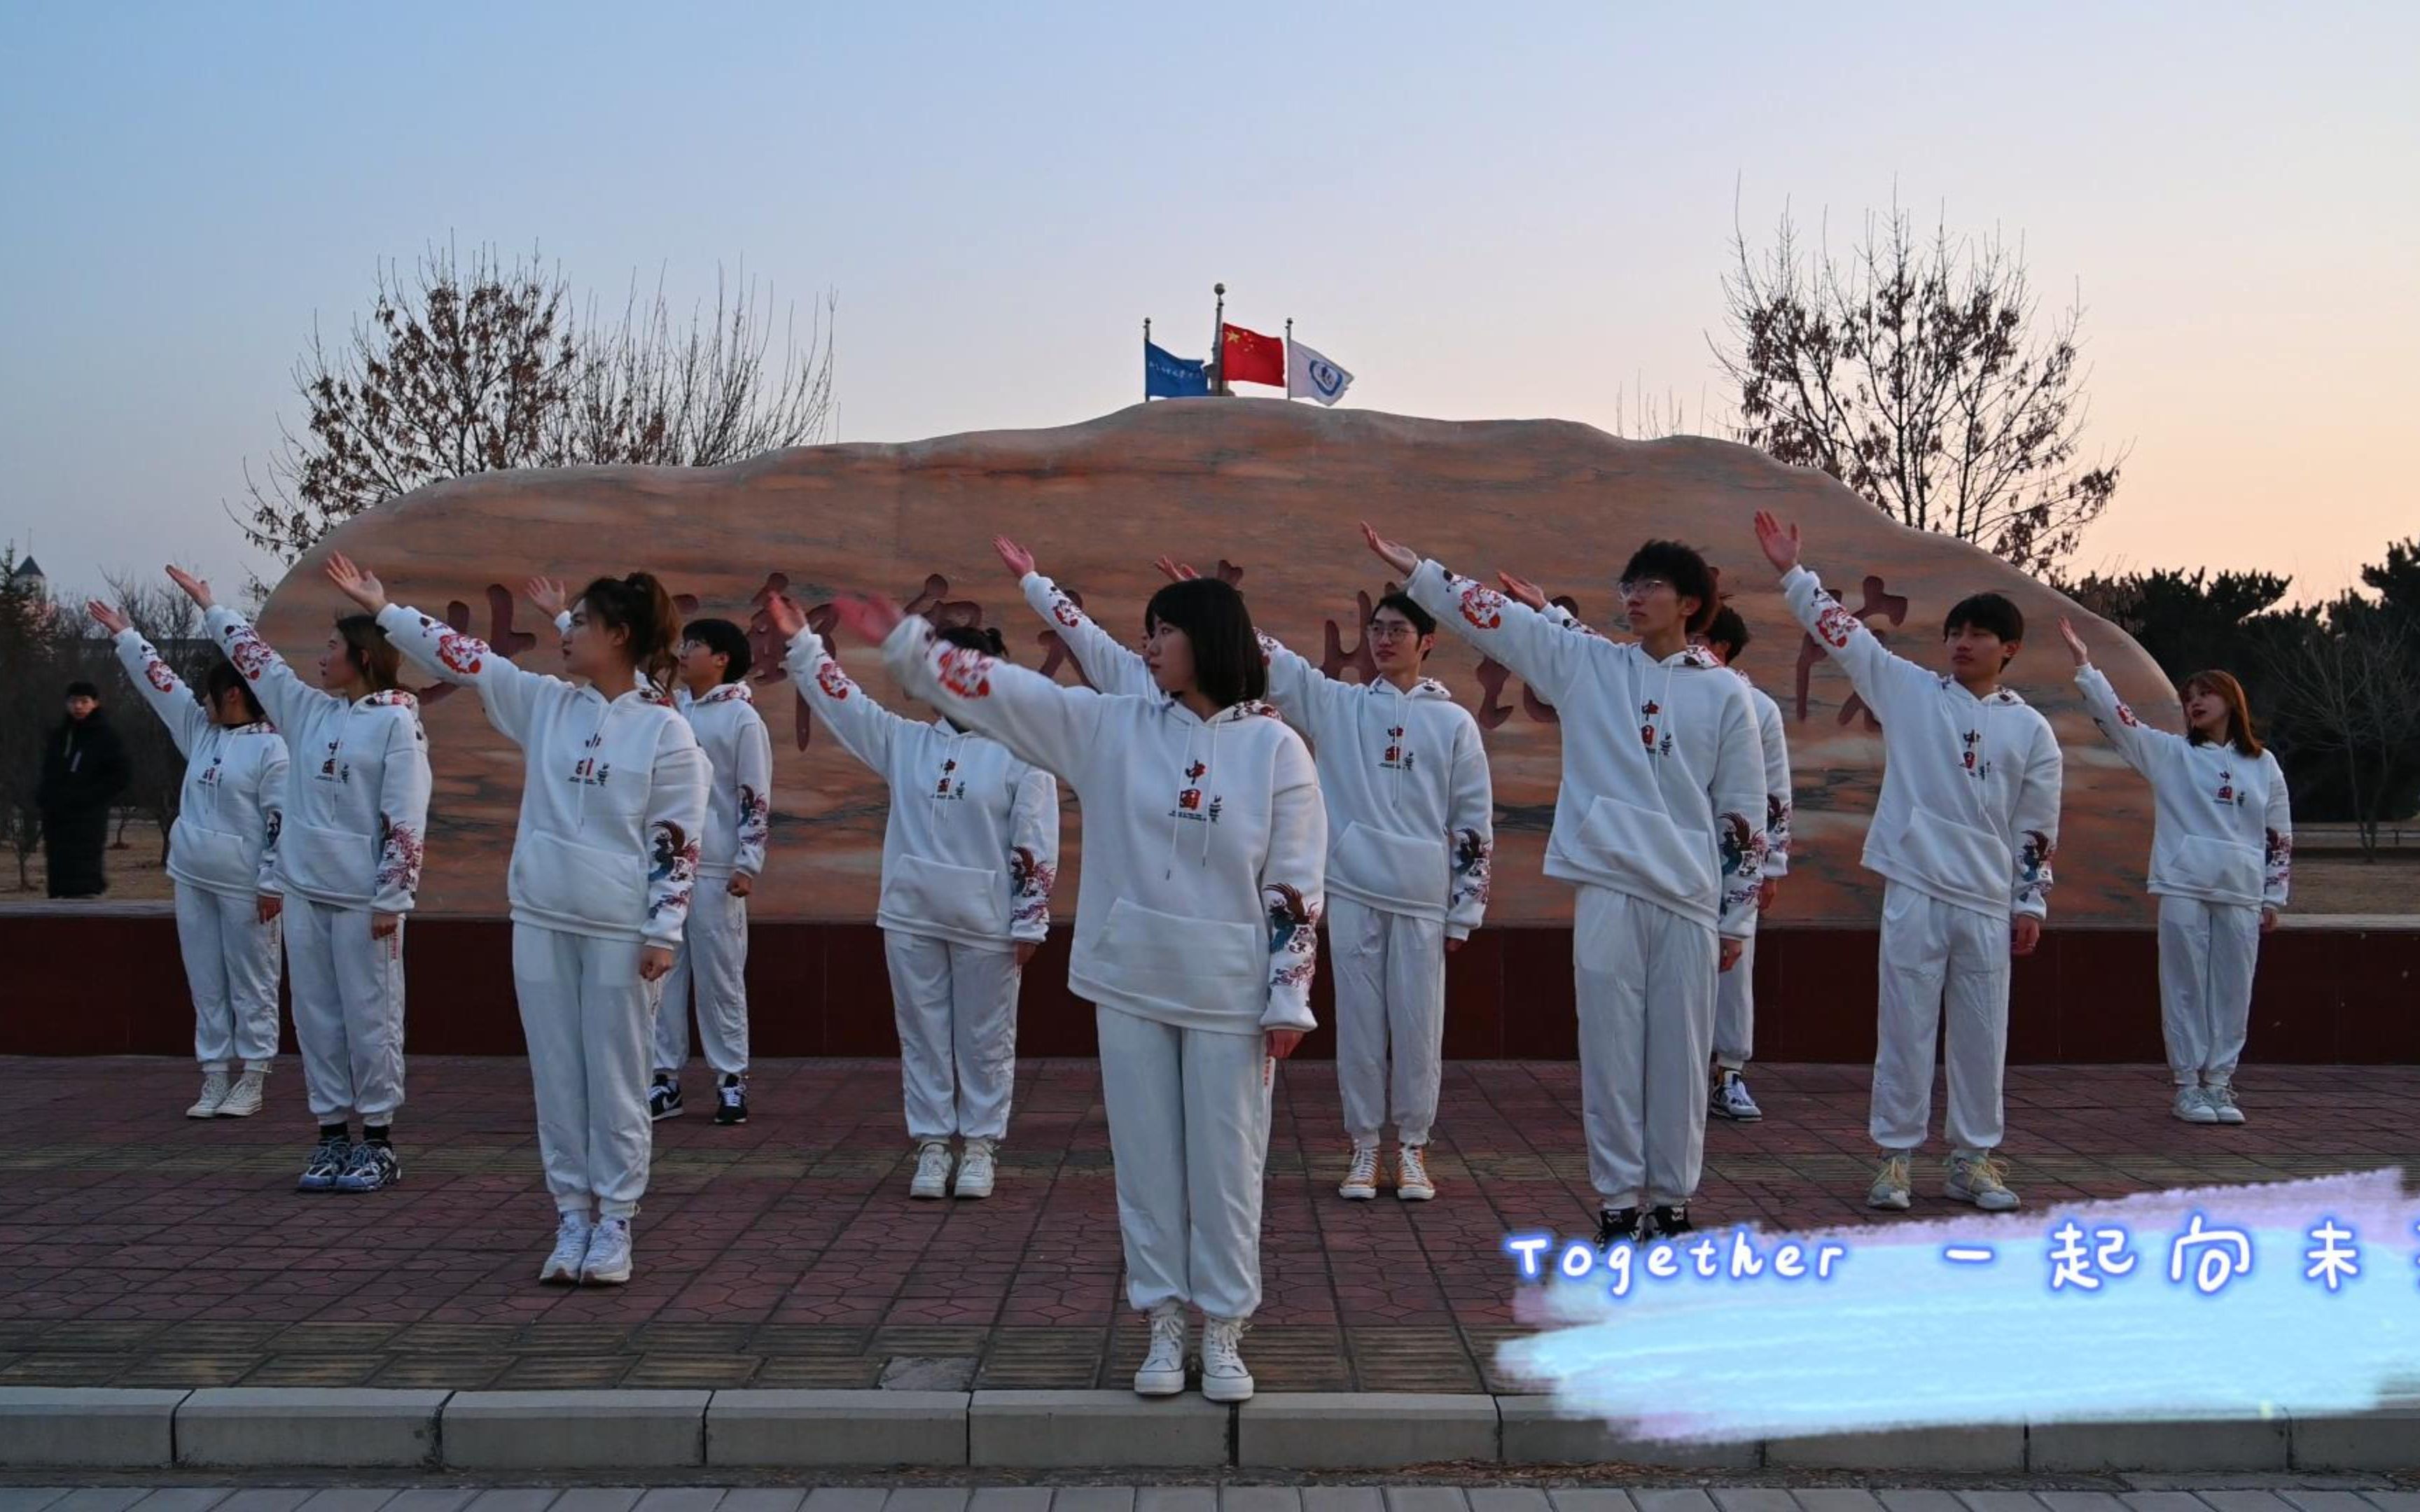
[7,554,45,601]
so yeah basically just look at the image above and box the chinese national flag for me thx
[1221,323,1286,387]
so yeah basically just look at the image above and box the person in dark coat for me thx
[37,680,131,897]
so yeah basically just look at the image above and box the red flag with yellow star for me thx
[1220,323,1286,388]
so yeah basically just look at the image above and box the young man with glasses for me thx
[1363,524,1768,1244]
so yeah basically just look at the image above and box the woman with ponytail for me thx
[772,601,1060,1201]
[329,555,708,1286]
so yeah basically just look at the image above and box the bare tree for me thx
[2262,612,2420,858]
[237,244,836,577]
[1713,199,2127,575]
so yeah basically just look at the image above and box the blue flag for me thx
[1145,340,1211,399]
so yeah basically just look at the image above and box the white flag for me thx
[1286,337,1355,406]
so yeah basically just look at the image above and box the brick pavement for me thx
[0,1058,2412,1394]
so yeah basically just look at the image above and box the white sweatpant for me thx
[175,881,282,1072]
[1094,1004,1274,1320]
[2157,895,2260,1088]
[1572,885,1718,1209]
[884,929,1022,1142]
[1872,882,2010,1154]
[283,893,405,1123]
[1328,896,1447,1145]
[1714,930,1757,1071]
[653,883,751,1077]
[513,924,653,1219]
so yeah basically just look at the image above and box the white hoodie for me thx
[676,680,773,881]
[1018,571,1489,934]
[2075,664,2290,909]
[115,629,287,902]
[207,606,431,914]
[1407,560,1768,937]
[789,625,1060,951]
[882,614,1326,1035]
[1781,566,2062,920]
[377,604,709,949]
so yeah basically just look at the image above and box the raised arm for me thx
[1368,524,1592,704]
[1007,766,1061,946]
[2262,757,2292,918]
[370,710,431,924]
[854,598,1108,788]
[642,721,710,953]
[1260,731,1328,1035]
[99,606,211,757]
[1709,679,1770,945]
[1001,536,1157,700]
[1445,713,1494,940]
[2061,618,2176,779]
[176,566,331,732]
[347,560,557,744]
[778,601,907,774]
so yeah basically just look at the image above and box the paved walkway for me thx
[1,1058,2412,1394]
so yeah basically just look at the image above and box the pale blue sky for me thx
[4,2,2414,601]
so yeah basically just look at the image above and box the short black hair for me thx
[65,680,100,700]
[1618,540,1720,636]
[682,617,751,682]
[1944,592,2024,646]
[1374,592,1436,638]
[937,624,1009,660]
[1143,577,1268,710]
[1703,606,1751,662]
[203,662,266,723]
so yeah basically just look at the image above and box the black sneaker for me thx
[297,1134,351,1191]
[1648,1203,1695,1238]
[1594,1206,1644,1249]
[333,1140,401,1192]
[648,1076,683,1121]
[712,1075,748,1126]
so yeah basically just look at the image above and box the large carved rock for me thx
[258,400,2178,924]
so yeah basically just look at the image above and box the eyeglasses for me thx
[1366,622,1421,640]
[1619,577,1675,598]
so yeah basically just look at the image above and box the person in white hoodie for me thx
[170,564,430,1194]
[1362,524,1768,1246]
[1031,543,1493,1203]
[639,617,774,1128]
[1694,606,1793,1124]
[829,571,1324,1406]
[777,602,1059,1199]
[330,556,709,1288]
[2059,621,2289,1125]
[92,600,288,1121]
[1752,510,2061,1214]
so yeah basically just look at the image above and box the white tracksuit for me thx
[653,681,772,1079]
[1022,571,1491,1147]
[883,614,1324,1320]
[1407,561,1767,1210]
[207,607,429,1124]
[2074,664,2290,1088]
[380,605,708,1219]
[1716,671,1793,1071]
[1782,566,2062,1156]
[115,630,288,1074]
[788,626,1059,1142]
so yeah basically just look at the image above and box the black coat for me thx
[36,709,130,819]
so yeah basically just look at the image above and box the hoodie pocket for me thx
[283,820,371,899]
[1895,804,2013,902]
[883,852,1010,940]
[1090,898,1263,1000]
[510,835,647,930]
[169,819,255,891]
[1574,795,1716,902]
[2156,832,2263,904]
[1332,821,1450,912]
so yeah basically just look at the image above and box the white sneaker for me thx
[1133,1301,1187,1396]
[539,1212,592,1284]
[1338,1141,1379,1200]
[1868,1152,1913,1211]
[909,1141,954,1199]
[1396,1144,1436,1201]
[1945,1152,2021,1212]
[580,1217,634,1284]
[2174,1086,2220,1124]
[1710,1070,1764,1122]
[2204,1083,2246,1125]
[216,1068,266,1118]
[954,1138,997,1199]
[186,1071,231,1119]
[1199,1315,1254,1403]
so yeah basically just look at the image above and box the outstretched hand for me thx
[85,601,131,637]
[993,536,1036,580]
[526,577,569,618]
[324,552,389,615]
[1361,521,1417,576]
[1153,554,1199,583]
[165,565,214,610]
[765,592,807,640]
[830,593,908,646]
[1496,571,1546,612]
[2057,616,2089,668]
[1752,510,1802,575]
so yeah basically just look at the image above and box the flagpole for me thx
[1284,318,1293,401]
[1143,318,1151,402]
[1212,283,1229,397]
